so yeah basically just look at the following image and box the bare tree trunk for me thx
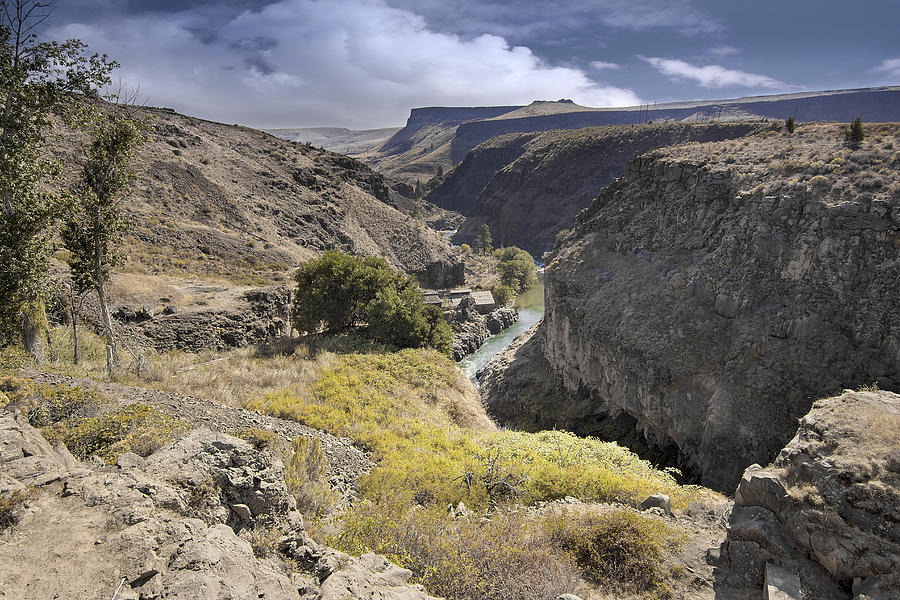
[70,293,79,365]
[21,310,44,364]
[92,203,118,374]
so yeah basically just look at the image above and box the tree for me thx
[845,117,864,148]
[784,116,795,134]
[490,284,515,307]
[292,251,451,354]
[495,246,537,292]
[61,107,145,373]
[473,223,493,255]
[0,0,116,361]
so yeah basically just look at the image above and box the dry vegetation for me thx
[1,325,721,599]
[661,122,900,202]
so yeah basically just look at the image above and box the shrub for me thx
[459,243,471,254]
[292,251,451,354]
[43,403,188,462]
[845,117,865,148]
[784,116,795,134]
[284,437,337,516]
[543,509,680,595]
[332,499,581,600]
[494,246,538,292]
[241,427,276,449]
[0,488,38,531]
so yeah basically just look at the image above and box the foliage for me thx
[543,509,680,596]
[284,436,336,516]
[292,251,451,354]
[845,117,865,148]
[249,350,702,511]
[785,116,795,134]
[41,402,187,462]
[62,112,145,295]
[459,243,471,254]
[241,427,276,449]
[494,246,538,292]
[331,499,581,600]
[473,223,493,255]
[490,284,515,307]
[0,1,117,352]
[12,380,186,462]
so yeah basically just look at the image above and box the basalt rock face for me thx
[716,390,900,599]
[538,124,900,491]
[0,412,439,600]
[444,123,765,256]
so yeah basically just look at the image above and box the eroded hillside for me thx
[435,122,769,256]
[484,122,900,491]
[50,105,460,288]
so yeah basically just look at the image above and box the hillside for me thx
[263,126,401,155]
[482,122,900,491]
[50,105,461,289]
[435,122,770,256]
[366,87,900,183]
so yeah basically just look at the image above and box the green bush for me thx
[494,246,538,292]
[845,117,865,148]
[490,285,515,307]
[292,251,451,354]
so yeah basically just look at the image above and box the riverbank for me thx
[458,283,544,382]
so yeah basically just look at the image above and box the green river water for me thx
[458,283,545,382]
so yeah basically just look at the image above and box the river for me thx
[458,283,545,382]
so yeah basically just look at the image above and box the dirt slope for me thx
[50,105,461,288]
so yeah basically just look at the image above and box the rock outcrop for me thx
[714,389,900,600]
[0,410,439,600]
[442,123,766,257]
[487,123,900,491]
[447,297,517,361]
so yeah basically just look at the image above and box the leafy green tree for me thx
[473,223,493,255]
[784,116,795,134]
[490,284,515,307]
[495,246,537,292]
[0,0,116,360]
[61,109,146,372]
[845,117,864,148]
[292,251,451,354]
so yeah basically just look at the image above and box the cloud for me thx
[49,0,640,128]
[590,60,621,71]
[385,0,723,41]
[873,57,900,78]
[641,57,785,89]
[708,45,739,57]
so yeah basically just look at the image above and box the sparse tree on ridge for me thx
[785,116,795,134]
[0,0,117,361]
[845,117,865,148]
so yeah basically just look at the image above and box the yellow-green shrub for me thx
[284,437,336,516]
[543,509,681,596]
[331,498,580,600]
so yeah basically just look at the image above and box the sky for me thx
[47,0,900,129]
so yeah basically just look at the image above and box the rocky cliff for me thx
[485,123,900,491]
[715,389,900,600]
[51,104,462,289]
[437,123,767,256]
